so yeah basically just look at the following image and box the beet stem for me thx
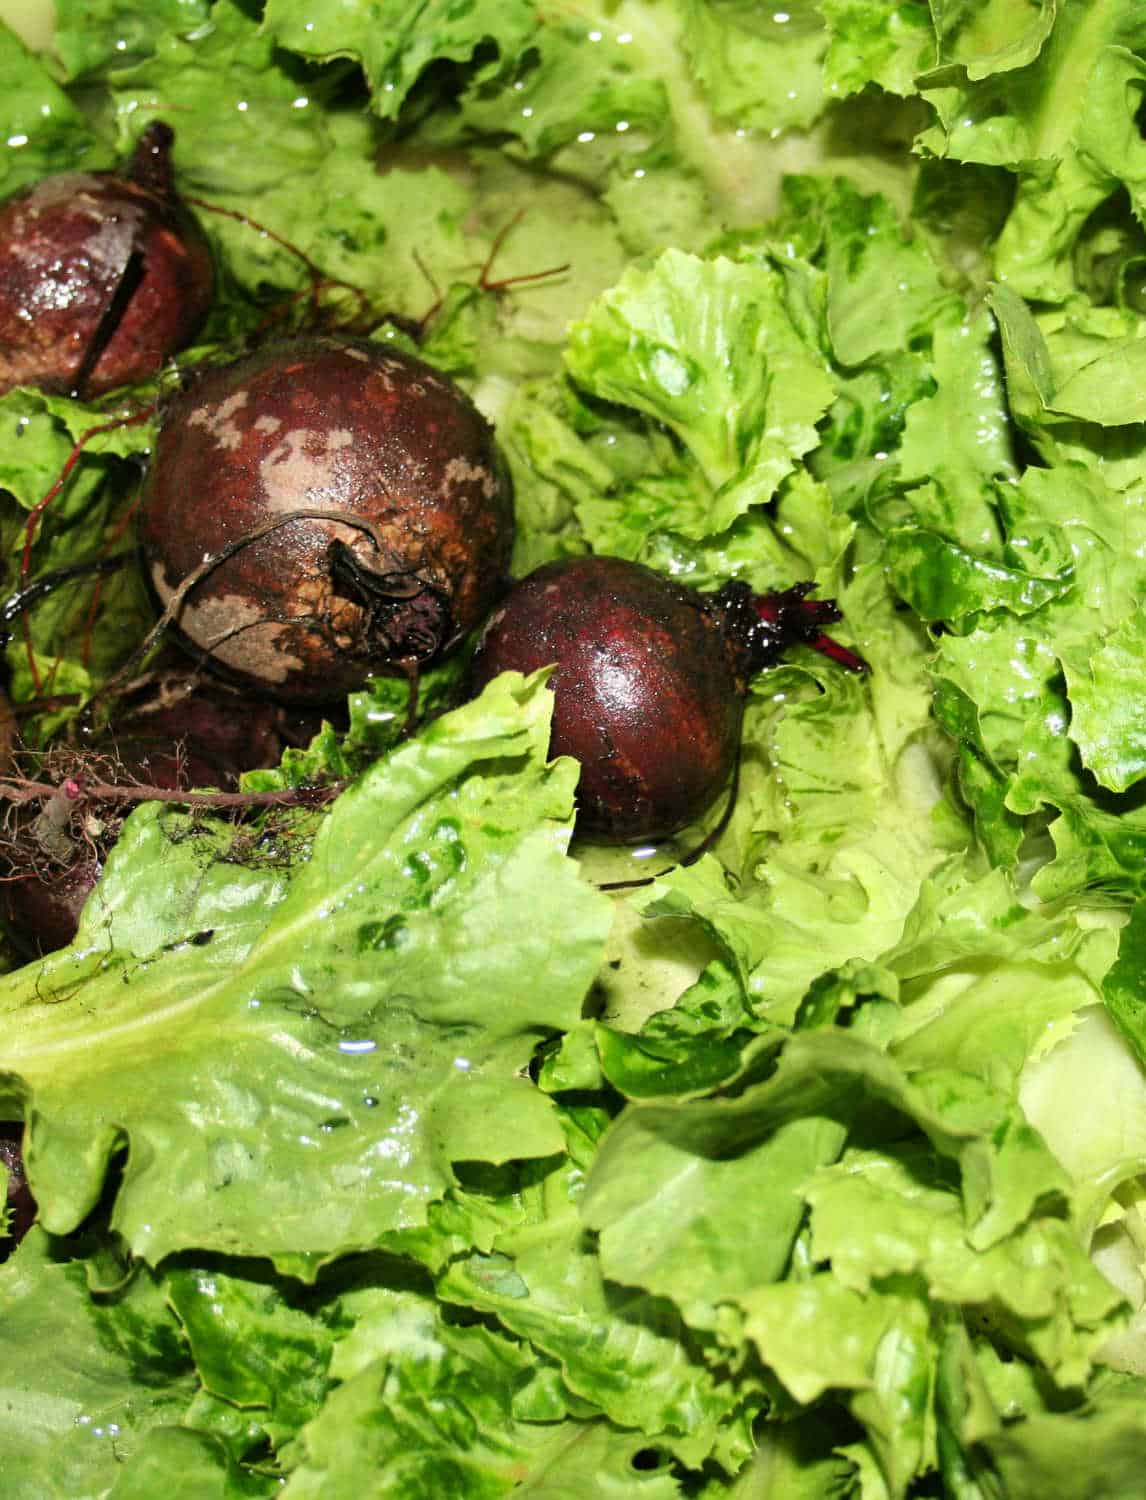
[0,773,341,812]
[809,632,870,674]
[126,122,177,198]
[745,585,868,674]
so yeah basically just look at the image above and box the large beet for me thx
[470,556,864,842]
[0,123,213,397]
[139,335,514,703]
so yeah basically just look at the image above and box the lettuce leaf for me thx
[565,248,835,533]
[8,2,1146,1495]
[0,676,610,1267]
[0,1231,199,1499]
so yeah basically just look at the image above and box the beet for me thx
[2,853,100,958]
[0,122,213,398]
[469,556,865,842]
[0,1124,35,1254]
[139,335,514,704]
[0,686,294,957]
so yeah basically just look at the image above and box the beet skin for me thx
[470,556,747,842]
[140,335,514,704]
[0,123,213,397]
[0,1125,35,1254]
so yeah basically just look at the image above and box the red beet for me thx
[139,335,514,704]
[469,556,865,842]
[0,686,293,957]
[0,122,214,398]
[2,853,100,959]
[0,1124,35,1254]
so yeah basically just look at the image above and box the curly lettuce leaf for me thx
[261,0,538,121]
[0,1231,199,1500]
[437,1109,751,1469]
[920,3,1146,301]
[676,0,826,133]
[0,675,611,1267]
[0,23,102,196]
[565,248,834,533]
[760,175,961,367]
[52,0,212,79]
[279,1287,681,1500]
[105,1429,278,1498]
[820,0,936,99]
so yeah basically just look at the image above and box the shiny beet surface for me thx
[140,335,514,704]
[0,123,214,398]
[470,556,747,842]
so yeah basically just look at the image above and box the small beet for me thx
[469,556,865,843]
[0,1124,35,1254]
[0,122,214,398]
[0,685,292,957]
[1,851,101,958]
[139,334,514,704]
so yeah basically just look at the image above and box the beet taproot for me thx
[469,556,865,843]
[139,334,514,704]
[0,122,213,398]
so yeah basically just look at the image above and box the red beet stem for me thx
[752,588,867,672]
[808,631,870,673]
[710,580,869,675]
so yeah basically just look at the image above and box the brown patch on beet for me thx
[470,557,745,842]
[0,123,214,397]
[139,335,514,704]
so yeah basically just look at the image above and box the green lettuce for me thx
[0,1230,200,1499]
[0,675,610,1266]
[565,247,835,533]
[7,1,1146,1495]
